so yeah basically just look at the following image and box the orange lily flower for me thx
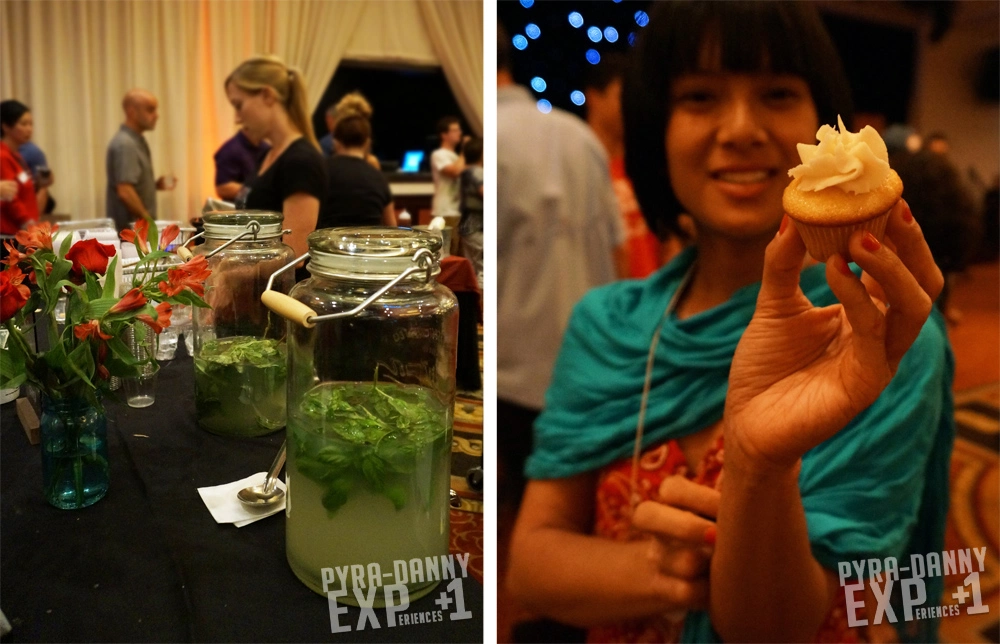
[108,287,148,314]
[159,254,211,297]
[73,319,113,341]
[120,219,150,253]
[136,302,173,333]
[15,222,58,253]
[1,241,27,267]
[159,224,180,250]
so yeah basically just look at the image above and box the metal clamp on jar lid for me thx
[176,211,290,260]
[261,227,441,328]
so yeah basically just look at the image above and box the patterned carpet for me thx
[448,326,484,584]
[942,382,1000,643]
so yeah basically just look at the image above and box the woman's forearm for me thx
[710,437,833,642]
[508,526,692,627]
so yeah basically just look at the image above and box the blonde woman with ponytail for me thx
[225,55,326,263]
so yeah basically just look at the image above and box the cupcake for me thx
[783,115,903,261]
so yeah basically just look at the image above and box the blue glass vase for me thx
[40,395,110,509]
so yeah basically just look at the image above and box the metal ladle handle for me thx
[263,441,287,494]
[261,248,435,328]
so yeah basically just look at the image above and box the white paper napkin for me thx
[197,472,286,527]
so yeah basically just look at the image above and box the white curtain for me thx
[417,0,484,137]
[343,1,439,67]
[1,0,482,224]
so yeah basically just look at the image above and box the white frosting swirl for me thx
[789,115,891,194]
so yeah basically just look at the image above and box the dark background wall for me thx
[497,0,919,126]
[311,62,467,169]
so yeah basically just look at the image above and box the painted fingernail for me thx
[902,201,914,223]
[778,215,789,236]
[862,232,881,253]
[704,525,717,546]
[834,253,854,277]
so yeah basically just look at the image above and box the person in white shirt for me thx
[430,116,465,219]
[497,28,626,505]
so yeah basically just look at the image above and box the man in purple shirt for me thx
[213,128,269,203]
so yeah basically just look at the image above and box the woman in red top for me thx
[1,100,39,236]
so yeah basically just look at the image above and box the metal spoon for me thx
[237,441,286,508]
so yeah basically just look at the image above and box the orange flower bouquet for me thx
[0,219,211,509]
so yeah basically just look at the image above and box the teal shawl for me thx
[528,247,955,642]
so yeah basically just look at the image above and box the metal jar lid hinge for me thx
[260,248,435,328]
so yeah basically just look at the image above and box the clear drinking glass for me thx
[123,326,158,408]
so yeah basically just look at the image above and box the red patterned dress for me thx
[587,436,868,643]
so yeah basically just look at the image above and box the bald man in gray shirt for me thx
[105,89,174,231]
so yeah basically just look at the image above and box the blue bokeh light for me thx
[613,0,623,3]
[512,35,528,51]
[585,49,601,65]
[634,11,649,27]
[525,23,541,39]
[604,26,619,43]
[587,26,603,42]
[520,0,534,8]
[537,99,553,114]
[628,32,637,46]
[568,12,584,28]
[570,91,586,106]
[530,77,547,92]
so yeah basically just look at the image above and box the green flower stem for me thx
[5,318,37,373]
[47,311,59,354]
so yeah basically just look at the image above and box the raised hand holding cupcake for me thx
[783,116,904,261]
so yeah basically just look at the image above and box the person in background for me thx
[924,131,950,156]
[318,109,396,229]
[106,89,176,231]
[506,3,951,643]
[430,115,465,221]
[458,136,484,288]
[213,127,270,203]
[584,53,675,278]
[319,93,380,170]
[497,25,626,507]
[18,140,54,214]
[893,147,980,325]
[0,100,40,235]
[883,122,923,157]
[224,55,326,264]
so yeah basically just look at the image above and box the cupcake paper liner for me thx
[791,210,891,262]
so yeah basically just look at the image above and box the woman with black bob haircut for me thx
[507,2,951,643]
[624,1,853,240]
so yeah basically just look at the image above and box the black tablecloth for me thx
[0,353,483,643]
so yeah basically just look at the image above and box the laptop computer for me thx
[400,150,425,173]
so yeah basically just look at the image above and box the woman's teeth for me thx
[716,171,769,183]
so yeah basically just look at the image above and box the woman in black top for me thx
[319,112,396,229]
[225,55,326,258]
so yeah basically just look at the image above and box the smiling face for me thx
[666,68,818,241]
[226,83,273,142]
[2,111,33,145]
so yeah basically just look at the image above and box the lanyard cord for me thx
[629,263,696,513]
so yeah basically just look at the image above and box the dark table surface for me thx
[0,352,483,643]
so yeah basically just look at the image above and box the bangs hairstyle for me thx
[622,1,854,239]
